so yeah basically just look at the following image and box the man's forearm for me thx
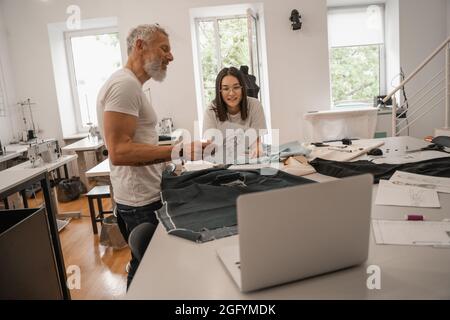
[109,142,176,166]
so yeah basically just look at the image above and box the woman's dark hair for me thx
[212,67,248,122]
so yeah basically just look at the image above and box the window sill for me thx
[63,133,88,140]
[333,104,393,116]
[377,107,393,115]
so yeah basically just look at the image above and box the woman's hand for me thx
[249,140,264,159]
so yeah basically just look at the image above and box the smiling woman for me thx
[202,67,267,160]
[203,67,266,133]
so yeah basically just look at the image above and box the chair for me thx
[86,185,113,234]
[303,107,378,142]
[128,222,157,263]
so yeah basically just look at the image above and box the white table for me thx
[8,154,81,229]
[61,137,104,152]
[126,136,450,299]
[0,144,28,169]
[0,151,22,164]
[11,154,78,172]
[4,144,29,153]
[62,137,105,190]
[86,158,110,178]
[85,158,114,210]
[0,167,46,194]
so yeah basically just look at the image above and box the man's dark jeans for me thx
[116,200,162,289]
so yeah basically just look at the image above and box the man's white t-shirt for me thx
[97,68,163,207]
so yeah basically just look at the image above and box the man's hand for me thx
[172,140,214,161]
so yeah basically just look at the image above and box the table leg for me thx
[64,164,69,179]
[50,170,81,220]
[20,190,28,208]
[97,197,104,221]
[88,196,98,234]
[40,175,71,300]
[75,151,89,191]
[110,186,116,208]
[107,178,116,210]
[54,184,81,219]
[95,146,105,163]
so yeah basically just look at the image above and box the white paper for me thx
[389,171,450,194]
[372,219,450,246]
[375,179,440,208]
[183,160,215,172]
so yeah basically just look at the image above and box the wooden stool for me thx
[86,185,113,234]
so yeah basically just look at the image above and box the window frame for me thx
[328,4,386,108]
[64,26,120,132]
[194,14,258,112]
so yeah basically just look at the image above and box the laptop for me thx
[217,174,373,292]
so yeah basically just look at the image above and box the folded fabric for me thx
[309,157,450,183]
[281,156,316,176]
[275,141,312,159]
[156,168,315,242]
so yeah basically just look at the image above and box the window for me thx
[195,11,261,112]
[328,5,385,108]
[65,28,122,131]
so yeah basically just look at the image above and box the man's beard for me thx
[144,58,166,82]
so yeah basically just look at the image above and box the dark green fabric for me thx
[309,156,450,183]
[156,168,315,243]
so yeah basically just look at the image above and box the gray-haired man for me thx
[97,24,207,288]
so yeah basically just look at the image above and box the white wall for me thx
[398,0,447,138]
[385,0,400,95]
[0,2,18,145]
[0,0,331,145]
[372,0,399,137]
[447,0,450,36]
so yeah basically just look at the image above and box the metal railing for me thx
[383,36,450,136]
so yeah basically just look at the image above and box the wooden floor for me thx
[29,192,130,300]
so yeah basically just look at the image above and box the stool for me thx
[86,185,113,234]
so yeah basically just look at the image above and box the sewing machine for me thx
[27,139,60,167]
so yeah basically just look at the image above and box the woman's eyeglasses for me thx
[220,85,243,94]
